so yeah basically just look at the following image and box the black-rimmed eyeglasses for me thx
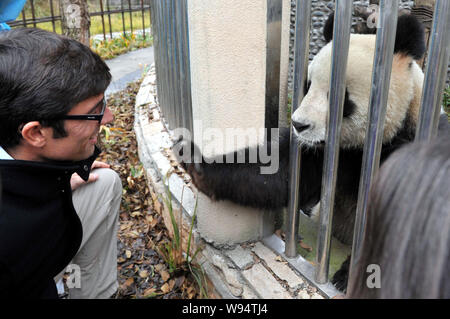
[57,98,106,124]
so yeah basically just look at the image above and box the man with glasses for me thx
[0,28,121,299]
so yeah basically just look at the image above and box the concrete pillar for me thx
[187,0,290,246]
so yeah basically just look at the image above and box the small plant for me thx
[158,176,208,298]
[90,33,153,60]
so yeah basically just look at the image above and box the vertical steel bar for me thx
[181,0,193,135]
[175,0,183,130]
[168,0,176,128]
[121,0,126,36]
[154,0,162,111]
[99,0,106,40]
[172,0,180,129]
[349,0,399,281]
[141,0,145,38]
[150,0,161,108]
[265,0,283,136]
[49,0,56,33]
[161,0,169,125]
[21,9,26,28]
[161,0,169,124]
[172,0,179,129]
[128,0,133,34]
[315,0,352,284]
[415,0,450,142]
[107,0,113,38]
[285,0,311,258]
[30,0,37,28]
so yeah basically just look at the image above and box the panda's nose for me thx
[292,120,310,133]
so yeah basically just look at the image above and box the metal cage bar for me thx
[99,0,107,41]
[415,0,450,142]
[150,0,193,135]
[10,0,151,40]
[106,0,113,38]
[350,0,399,278]
[120,0,126,36]
[128,0,134,34]
[315,0,352,284]
[285,0,311,258]
[265,0,283,135]
[49,0,56,33]
[30,0,37,28]
[141,0,146,38]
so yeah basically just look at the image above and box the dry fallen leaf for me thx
[130,210,142,218]
[161,283,170,294]
[142,287,157,298]
[160,270,171,282]
[122,277,134,289]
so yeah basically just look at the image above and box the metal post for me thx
[141,0,145,38]
[415,0,450,142]
[128,0,133,34]
[121,0,126,36]
[107,0,113,38]
[49,0,56,33]
[315,0,352,284]
[30,0,37,28]
[265,0,282,136]
[285,0,311,258]
[99,0,106,41]
[349,0,399,280]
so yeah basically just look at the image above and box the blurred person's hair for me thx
[347,137,450,298]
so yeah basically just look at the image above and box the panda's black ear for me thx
[323,13,334,43]
[394,14,426,60]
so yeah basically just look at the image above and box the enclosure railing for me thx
[150,0,192,134]
[286,0,450,291]
[145,0,448,294]
[8,0,151,40]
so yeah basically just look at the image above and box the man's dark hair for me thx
[0,28,111,149]
[347,137,450,298]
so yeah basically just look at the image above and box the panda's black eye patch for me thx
[343,89,356,118]
[304,80,311,95]
[328,89,356,117]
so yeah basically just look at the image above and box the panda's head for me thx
[291,14,426,149]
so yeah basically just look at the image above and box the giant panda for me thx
[173,13,450,291]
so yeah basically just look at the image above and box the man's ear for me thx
[20,122,49,148]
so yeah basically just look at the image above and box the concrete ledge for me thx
[134,65,333,299]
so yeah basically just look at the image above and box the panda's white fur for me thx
[292,34,424,149]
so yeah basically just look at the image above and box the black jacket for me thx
[0,147,100,298]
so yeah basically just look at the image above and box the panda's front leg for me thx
[171,129,291,210]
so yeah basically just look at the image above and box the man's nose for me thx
[101,107,114,125]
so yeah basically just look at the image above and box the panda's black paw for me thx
[171,138,215,196]
[172,137,203,170]
[331,255,351,293]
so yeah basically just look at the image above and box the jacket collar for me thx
[0,146,101,181]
